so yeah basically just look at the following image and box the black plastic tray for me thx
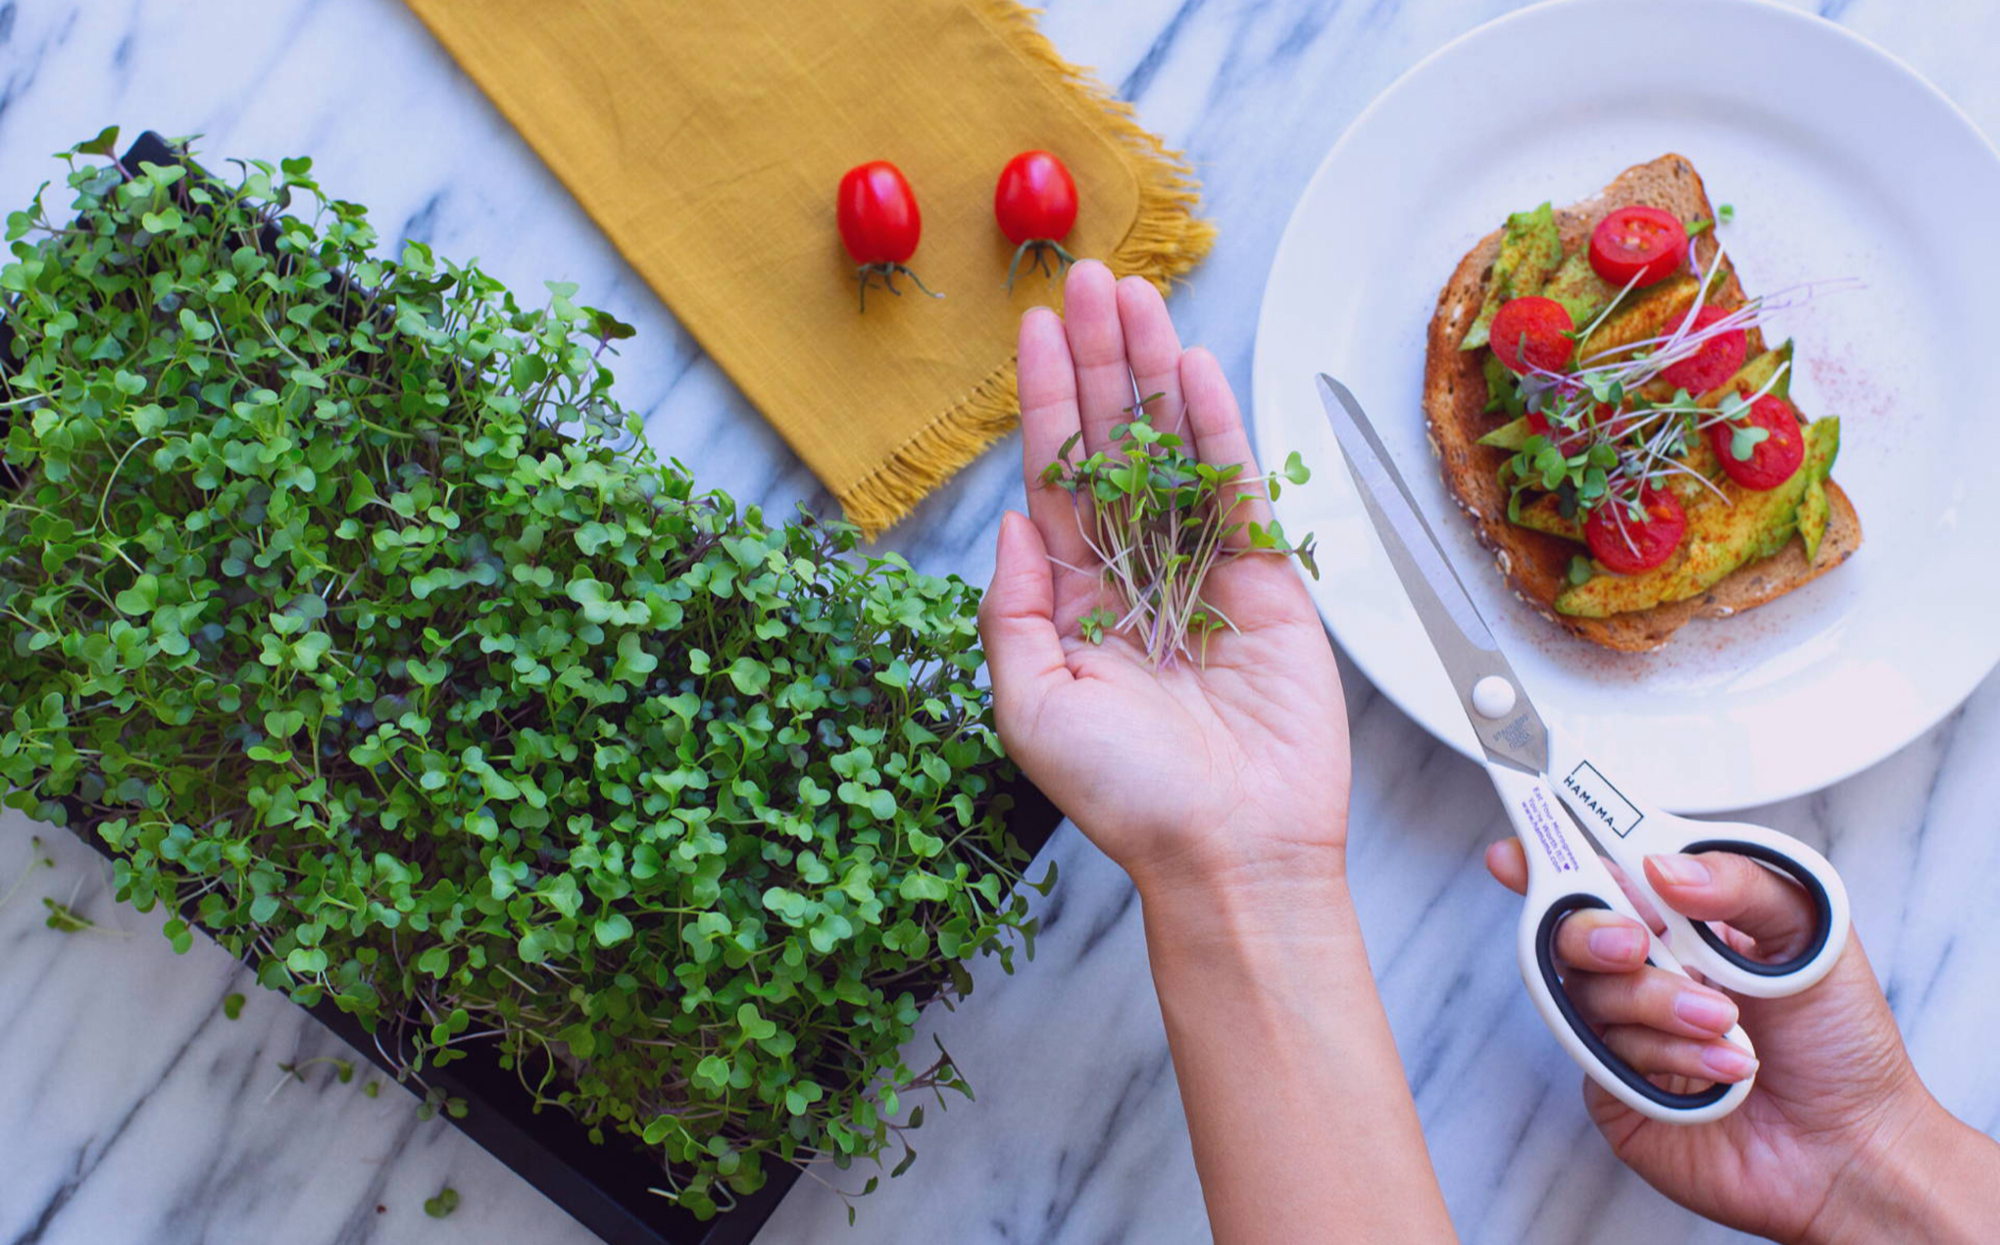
[10,130,1067,1245]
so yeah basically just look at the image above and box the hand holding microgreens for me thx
[979,262,1350,898]
[1037,397,1316,668]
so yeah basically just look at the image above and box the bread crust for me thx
[1422,154,1861,653]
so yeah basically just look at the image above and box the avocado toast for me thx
[1423,154,1861,653]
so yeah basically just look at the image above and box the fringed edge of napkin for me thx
[840,0,1217,538]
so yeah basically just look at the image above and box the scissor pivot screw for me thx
[1471,675,1517,720]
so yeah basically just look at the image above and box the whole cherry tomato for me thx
[1588,205,1688,288]
[994,150,1079,291]
[1584,483,1686,574]
[1708,394,1806,491]
[1489,296,1575,375]
[837,161,941,311]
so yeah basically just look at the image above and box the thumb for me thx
[978,511,1072,741]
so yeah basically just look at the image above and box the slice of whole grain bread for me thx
[1422,153,1861,653]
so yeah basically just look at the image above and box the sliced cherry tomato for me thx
[837,161,940,310]
[1489,296,1574,375]
[1585,483,1686,574]
[1707,394,1805,491]
[1588,206,1689,289]
[1657,304,1748,394]
[995,151,1080,291]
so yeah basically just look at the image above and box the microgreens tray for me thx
[11,129,1064,1245]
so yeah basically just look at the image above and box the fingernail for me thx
[1586,925,1647,963]
[1701,1043,1758,1082]
[1673,988,1738,1035]
[1649,853,1712,887]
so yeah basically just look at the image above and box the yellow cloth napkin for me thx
[403,0,1213,536]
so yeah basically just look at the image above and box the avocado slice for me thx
[1576,273,1700,365]
[1461,203,1562,351]
[1512,492,1584,543]
[1479,413,1534,450]
[1554,418,1838,618]
[1712,341,1792,403]
[1795,418,1840,563]
[1542,248,1619,329]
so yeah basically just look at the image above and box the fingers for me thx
[1484,837,1755,1082]
[1016,307,1092,571]
[1644,851,1819,961]
[1484,839,1665,932]
[978,512,1073,744]
[1483,841,1657,971]
[1552,909,1650,972]
[1179,346,1273,547]
[1600,1024,1759,1085]
[1060,261,1139,456]
[1563,964,1739,1040]
[1485,839,1529,893]
[1114,276,1186,435]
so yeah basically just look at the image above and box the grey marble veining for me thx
[2,1,1998,1242]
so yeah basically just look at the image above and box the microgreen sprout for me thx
[42,897,96,933]
[423,1186,461,1219]
[1076,607,1117,645]
[0,838,53,913]
[1040,395,1316,666]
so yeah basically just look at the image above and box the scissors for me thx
[1315,375,1850,1124]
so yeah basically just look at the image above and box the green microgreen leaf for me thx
[1730,423,1771,461]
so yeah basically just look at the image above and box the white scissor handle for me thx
[1489,762,1754,1125]
[1544,738,1850,999]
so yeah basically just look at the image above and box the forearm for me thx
[1137,849,1455,1245]
[1806,1100,2000,1245]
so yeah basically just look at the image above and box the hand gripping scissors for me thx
[1317,375,1849,1123]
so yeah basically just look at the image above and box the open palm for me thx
[979,262,1349,893]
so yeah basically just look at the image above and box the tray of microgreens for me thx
[0,129,1060,1245]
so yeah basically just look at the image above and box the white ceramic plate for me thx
[1251,0,2000,812]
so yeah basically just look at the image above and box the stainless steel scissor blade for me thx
[1314,374,1547,775]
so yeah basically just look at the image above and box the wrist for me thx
[1804,1094,2000,1245]
[1132,828,1352,954]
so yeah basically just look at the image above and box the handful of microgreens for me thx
[1039,395,1317,667]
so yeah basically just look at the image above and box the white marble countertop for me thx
[3,1,1997,1242]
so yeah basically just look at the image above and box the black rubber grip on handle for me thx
[1679,839,1835,978]
[1536,894,1732,1113]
